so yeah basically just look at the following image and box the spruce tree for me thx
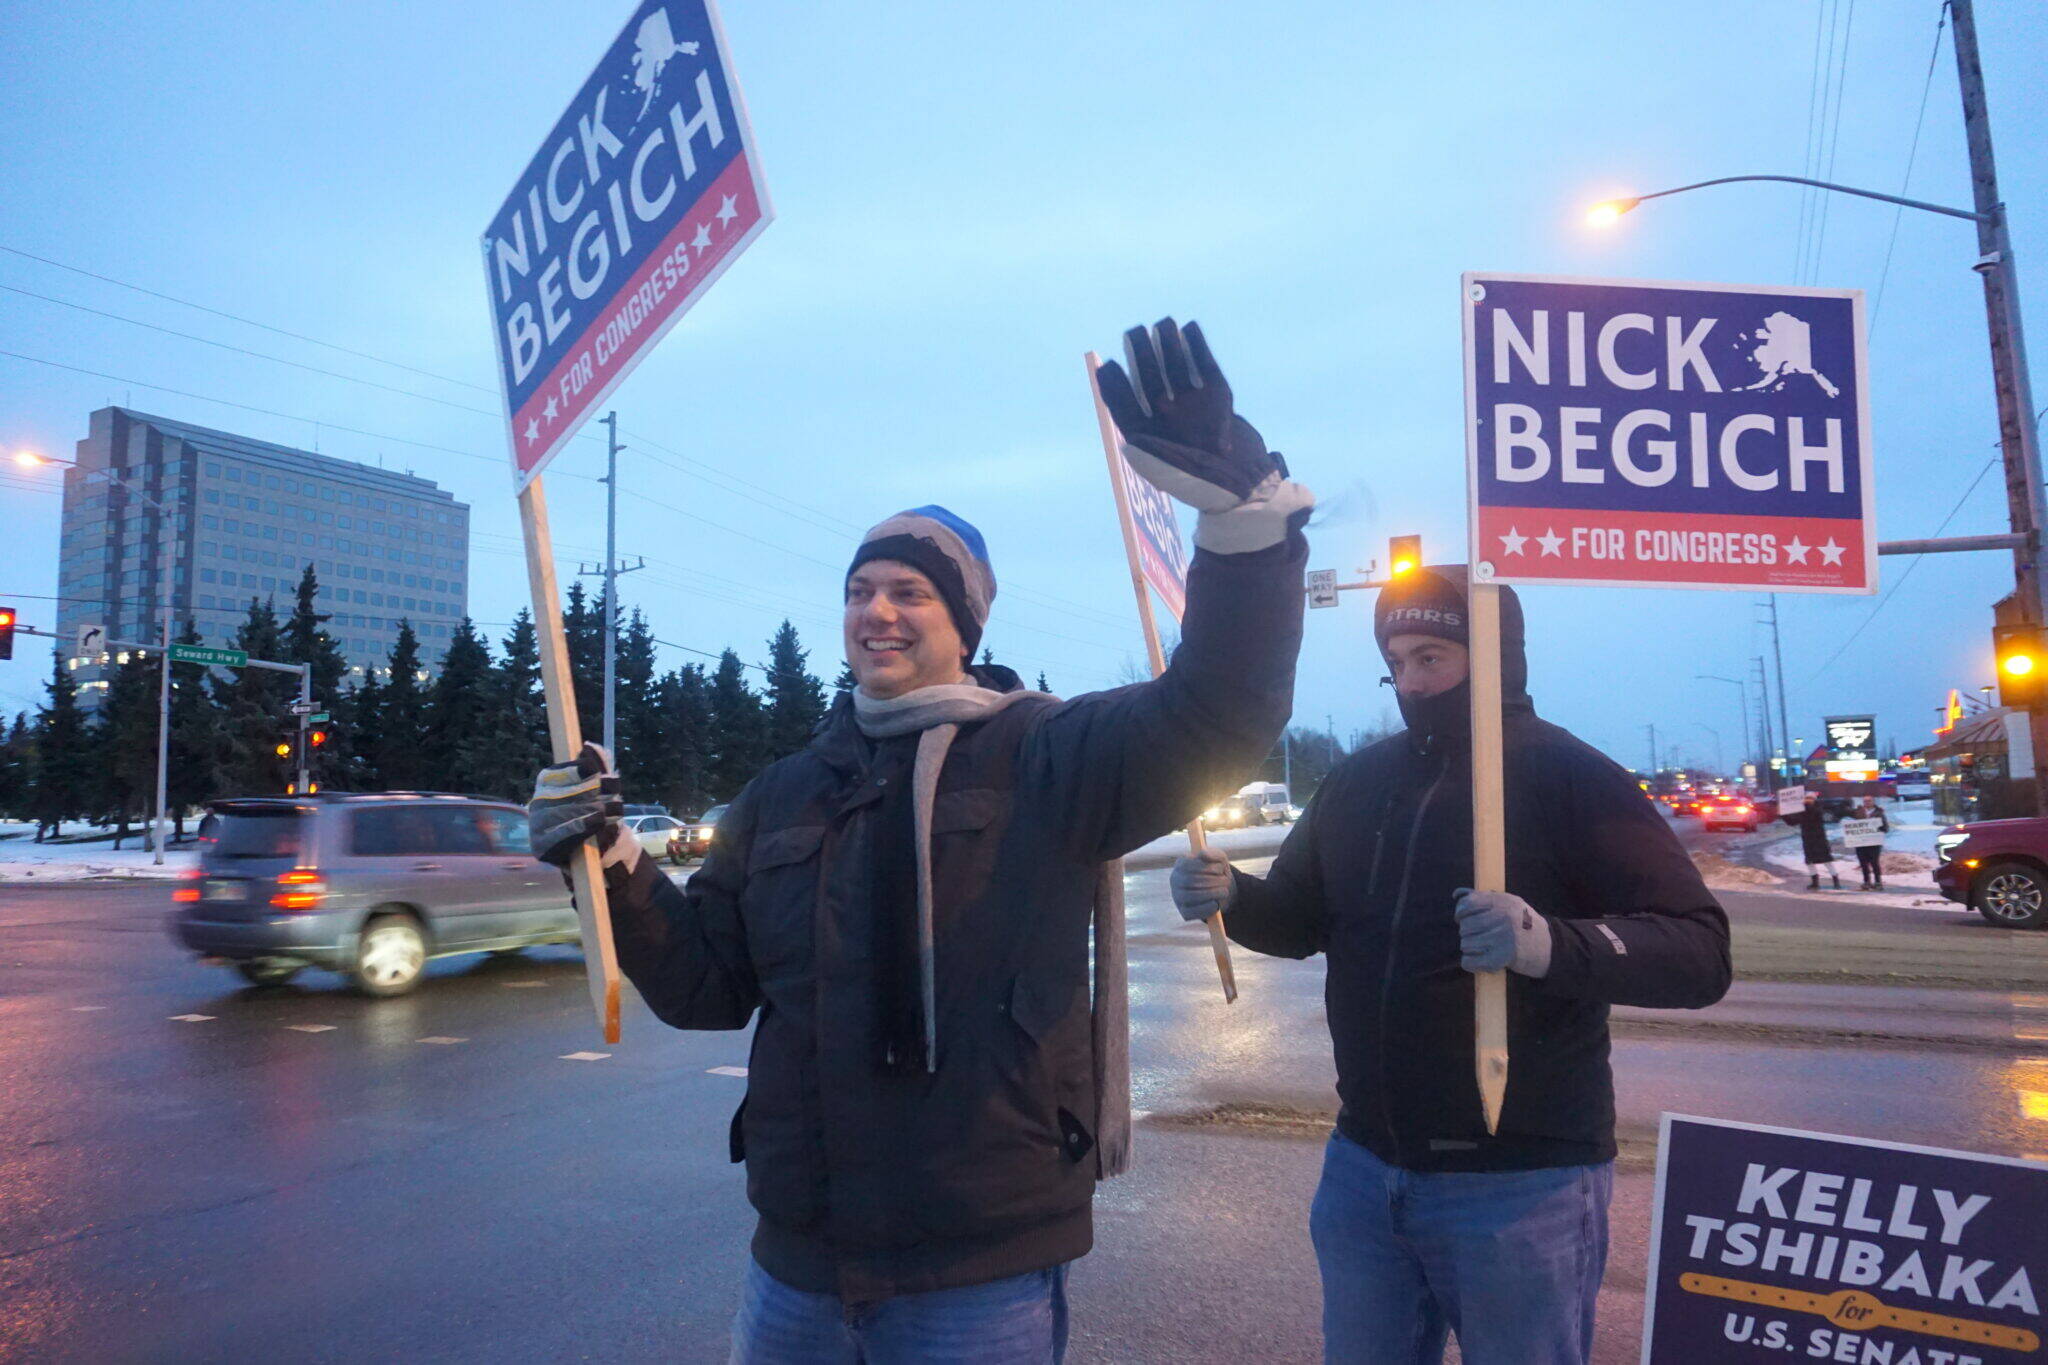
[283,565,349,705]
[1036,671,1051,694]
[374,623,429,790]
[642,663,711,815]
[614,608,658,781]
[462,611,550,801]
[562,580,604,733]
[165,618,224,834]
[832,660,857,702]
[706,649,768,800]
[213,597,295,795]
[764,621,828,760]
[29,651,92,838]
[422,618,495,794]
[0,713,28,819]
[337,669,383,791]
[91,652,159,847]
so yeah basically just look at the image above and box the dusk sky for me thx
[3,0,2044,773]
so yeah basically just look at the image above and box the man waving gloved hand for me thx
[1095,318,1314,551]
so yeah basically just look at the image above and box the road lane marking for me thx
[285,1024,336,1033]
[169,1014,214,1022]
[418,1036,467,1045]
[71,1005,107,1012]
[560,1051,611,1061]
[707,1066,747,1077]
[504,981,547,989]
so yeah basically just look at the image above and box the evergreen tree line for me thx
[0,567,832,841]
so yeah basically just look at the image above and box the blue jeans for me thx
[729,1259,1070,1364]
[1310,1130,1612,1365]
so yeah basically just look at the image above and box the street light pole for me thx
[1696,674,1751,778]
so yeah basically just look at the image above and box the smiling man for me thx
[1171,563,1731,1365]
[529,319,1311,1363]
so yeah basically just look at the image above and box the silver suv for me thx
[171,793,576,996]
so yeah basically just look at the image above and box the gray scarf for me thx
[852,681,1131,1179]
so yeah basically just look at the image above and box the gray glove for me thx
[1095,318,1314,554]
[1453,888,1551,977]
[528,742,640,874]
[1170,847,1236,922]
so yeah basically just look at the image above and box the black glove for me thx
[1095,318,1312,552]
[527,742,637,872]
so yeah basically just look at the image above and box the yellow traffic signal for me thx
[274,742,292,758]
[1995,624,2046,708]
[1388,535,1422,578]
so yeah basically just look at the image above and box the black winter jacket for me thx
[1226,696,1731,1173]
[602,536,1305,1301]
[1781,805,1834,863]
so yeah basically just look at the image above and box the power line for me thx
[0,243,496,394]
[1870,5,1950,333]
[1808,0,1858,283]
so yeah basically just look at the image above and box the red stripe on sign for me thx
[513,154,763,478]
[1476,507,1871,592]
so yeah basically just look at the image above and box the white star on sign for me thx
[1784,537,1811,564]
[1819,538,1845,566]
[692,222,713,252]
[524,418,540,444]
[543,394,559,423]
[1499,527,1528,556]
[1537,528,1565,556]
[715,194,738,226]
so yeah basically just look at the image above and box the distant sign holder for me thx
[1462,272,1874,1132]
[483,0,773,1043]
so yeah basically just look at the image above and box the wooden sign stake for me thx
[1086,352,1237,1004]
[519,474,622,1043]
[1469,578,1508,1132]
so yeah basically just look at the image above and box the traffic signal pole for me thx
[1951,0,2048,813]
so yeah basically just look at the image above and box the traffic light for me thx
[1995,623,2047,709]
[1388,536,1422,578]
[0,606,13,660]
[308,727,329,750]
[273,742,293,759]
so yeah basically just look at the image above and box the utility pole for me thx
[1763,596,1794,781]
[577,412,646,758]
[1645,723,1659,776]
[1754,655,1778,791]
[1952,0,2048,812]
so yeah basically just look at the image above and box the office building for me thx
[58,407,470,697]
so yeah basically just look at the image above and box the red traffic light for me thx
[0,606,14,661]
[309,729,329,748]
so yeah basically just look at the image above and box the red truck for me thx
[1932,817,2048,929]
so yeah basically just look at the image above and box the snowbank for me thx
[0,824,196,881]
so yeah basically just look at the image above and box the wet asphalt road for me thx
[2,832,2045,1363]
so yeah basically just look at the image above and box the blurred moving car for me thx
[172,793,577,996]
[1893,773,1932,801]
[1236,781,1294,824]
[1933,817,2048,929]
[669,803,730,865]
[623,812,685,858]
[1695,794,1762,832]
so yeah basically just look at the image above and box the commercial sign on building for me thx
[1464,274,1873,594]
[483,0,771,489]
[1643,1114,2045,1363]
[1826,713,1880,781]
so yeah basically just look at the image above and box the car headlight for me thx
[1934,831,1969,864]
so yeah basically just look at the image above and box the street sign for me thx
[1306,568,1340,609]
[307,711,330,724]
[1642,1114,2046,1363]
[169,644,247,668]
[290,701,317,715]
[77,623,105,658]
[1464,273,1874,594]
[483,0,773,491]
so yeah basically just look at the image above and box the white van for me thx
[1236,781,1295,824]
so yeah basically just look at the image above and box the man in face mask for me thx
[1171,564,1731,1365]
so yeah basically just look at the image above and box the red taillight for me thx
[174,867,202,903]
[1735,804,1752,814]
[270,869,325,911]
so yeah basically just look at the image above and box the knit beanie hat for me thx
[1373,564,1529,697]
[847,506,997,658]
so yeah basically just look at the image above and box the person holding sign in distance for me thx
[1171,565,1731,1365]
[529,319,1310,1363]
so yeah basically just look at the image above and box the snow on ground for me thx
[1751,798,1953,907]
[0,822,195,882]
